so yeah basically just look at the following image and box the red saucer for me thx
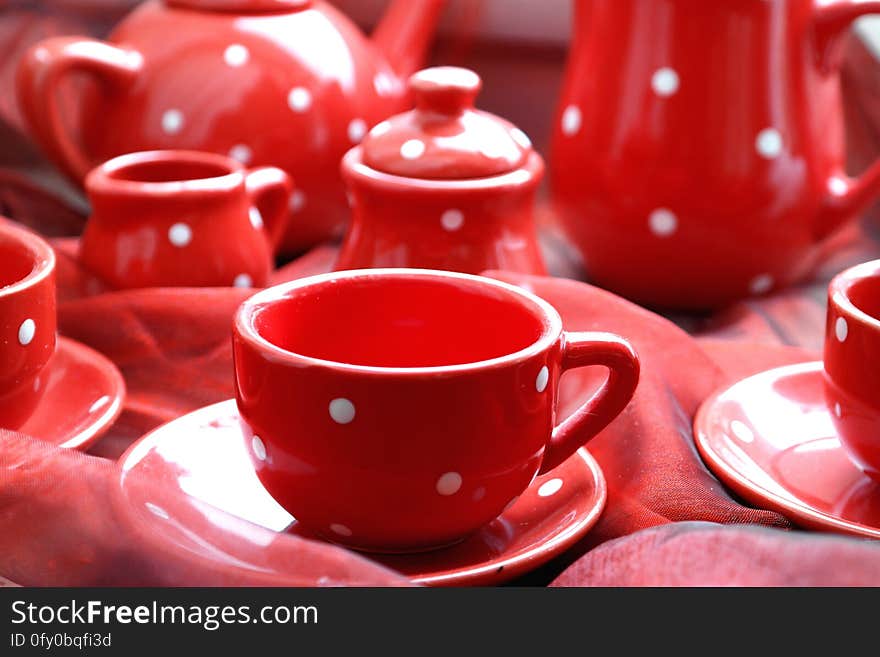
[118,400,606,586]
[20,336,125,450]
[695,361,880,539]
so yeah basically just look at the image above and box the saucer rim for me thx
[410,447,606,586]
[118,399,607,586]
[694,360,880,540]
[24,336,126,451]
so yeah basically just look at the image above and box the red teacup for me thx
[80,150,291,289]
[825,260,880,481]
[0,223,56,429]
[232,269,639,552]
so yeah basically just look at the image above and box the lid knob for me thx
[359,66,533,180]
[410,67,482,116]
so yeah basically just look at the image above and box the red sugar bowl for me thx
[336,67,547,276]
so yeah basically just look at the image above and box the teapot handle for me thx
[15,37,143,182]
[245,167,293,254]
[813,1,880,240]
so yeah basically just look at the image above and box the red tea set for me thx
[5,0,880,583]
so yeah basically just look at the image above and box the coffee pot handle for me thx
[245,167,293,254]
[813,1,880,240]
[15,37,143,183]
[539,332,640,474]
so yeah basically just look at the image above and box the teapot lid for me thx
[165,0,311,12]
[361,67,533,180]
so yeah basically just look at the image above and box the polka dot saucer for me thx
[118,400,607,586]
[19,337,125,450]
[694,362,880,539]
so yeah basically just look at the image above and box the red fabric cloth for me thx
[551,521,880,586]
[0,249,832,587]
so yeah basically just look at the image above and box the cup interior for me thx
[846,275,880,324]
[251,275,550,368]
[107,158,232,184]
[0,239,39,289]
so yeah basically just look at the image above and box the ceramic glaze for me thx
[551,0,880,310]
[19,337,125,450]
[824,259,880,481]
[231,269,639,552]
[337,67,546,275]
[695,362,880,539]
[118,401,607,586]
[79,150,291,289]
[16,0,445,252]
[0,224,56,430]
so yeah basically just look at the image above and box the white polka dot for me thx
[370,121,392,138]
[400,139,426,159]
[535,365,549,393]
[251,435,266,461]
[329,398,355,424]
[649,208,678,236]
[374,72,395,96]
[537,478,563,497]
[749,274,774,295]
[330,523,352,537]
[441,209,464,231]
[836,317,848,342]
[161,109,184,135]
[834,402,842,418]
[511,128,532,149]
[288,87,312,113]
[829,177,848,196]
[229,144,252,164]
[730,420,754,443]
[348,118,367,143]
[472,486,486,502]
[651,67,680,97]
[224,44,249,67]
[436,472,462,496]
[249,207,264,230]
[168,222,192,247]
[18,319,35,346]
[290,190,306,213]
[756,128,783,159]
[234,274,253,288]
[561,105,582,136]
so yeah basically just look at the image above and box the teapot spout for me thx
[373,0,445,79]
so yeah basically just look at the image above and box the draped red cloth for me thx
[2,3,880,587]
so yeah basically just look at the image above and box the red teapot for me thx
[550,0,880,310]
[16,0,445,253]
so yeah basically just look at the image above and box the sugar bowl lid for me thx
[165,0,311,12]
[361,67,533,180]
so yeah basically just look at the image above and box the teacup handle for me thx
[539,332,640,474]
[16,37,143,182]
[245,167,293,253]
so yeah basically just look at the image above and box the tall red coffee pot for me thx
[551,0,880,310]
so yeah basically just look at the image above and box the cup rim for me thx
[828,259,880,336]
[234,268,563,376]
[85,150,244,198]
[0,222,55,299]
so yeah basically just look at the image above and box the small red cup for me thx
[0,223,56,429]
[825,259,880,481]
[233,269,639,552]
[80,150,291,289]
